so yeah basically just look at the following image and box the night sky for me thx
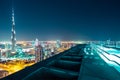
[0,0,120,41]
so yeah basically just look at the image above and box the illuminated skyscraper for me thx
[56,40,61,48]
[35,39,44,63]
[11,8,16,52]
[35,38,40,63]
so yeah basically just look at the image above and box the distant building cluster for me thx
[0,40,77,61]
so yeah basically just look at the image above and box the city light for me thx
[0,40,78,78]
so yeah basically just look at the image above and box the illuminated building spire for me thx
[11,8,16,52]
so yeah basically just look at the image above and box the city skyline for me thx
[0,0,120,41]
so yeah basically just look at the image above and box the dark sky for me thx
[0,0,120,41]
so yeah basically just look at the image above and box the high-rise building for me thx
[11,8,16,52]
[56,40,61,48]
[35,39,44,63]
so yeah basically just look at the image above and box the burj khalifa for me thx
[11,8,16,52]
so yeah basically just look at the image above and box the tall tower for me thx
[35,39,41,63]
[11,8,16,52]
